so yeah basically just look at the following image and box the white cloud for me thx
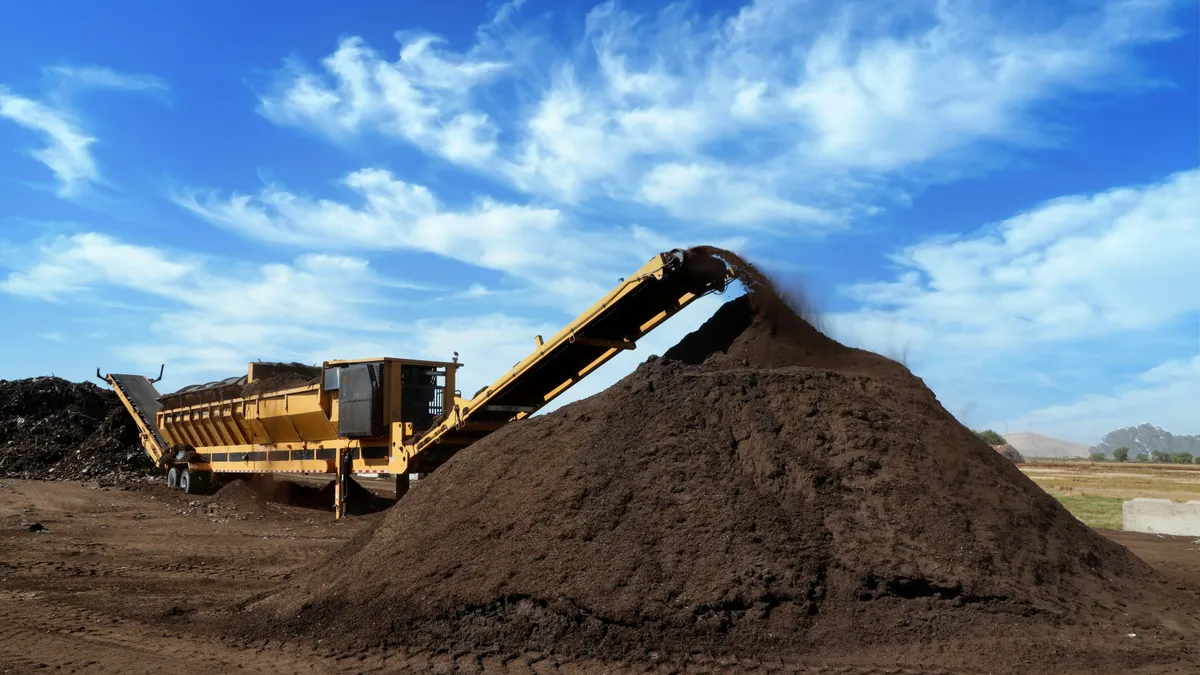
[0,233,411,381]
[0,232,195,299]
[0,65,168,197]
[0,90,97,197]
[174,168,669,307]
[46,65,168,95]
[258,34,507,165]
[826,169,1199,442]
[639,162,834,227]
[831,168,1200,353]
[1,231,718,405]
[996,355,1200,442]
[1,229,741,419]
[256,0,1183,227]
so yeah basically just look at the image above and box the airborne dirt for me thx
[236,250,1200,672]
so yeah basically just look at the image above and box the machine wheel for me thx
[166,467,180,488]
[181,469,206,495]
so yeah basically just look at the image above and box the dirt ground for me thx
[1,478,1197,674]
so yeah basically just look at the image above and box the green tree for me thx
[1112,447,1129,462]
[1089,452,1107,462]
[1135,452,1150,462]
[975,429,1007,445]
[1172,452,1194,464]
[1151,450,1170,463]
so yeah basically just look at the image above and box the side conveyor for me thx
[412,248,737,457]
[105,373,168,465]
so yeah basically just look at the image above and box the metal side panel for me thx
[108,373,168,454]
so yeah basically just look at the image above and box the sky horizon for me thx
[1,0,1197,445]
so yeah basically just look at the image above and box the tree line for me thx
[972,430,1198,464]
[1090,447,1198,464]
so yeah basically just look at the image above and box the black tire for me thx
[166,467,180,488]
[182,470,211,495]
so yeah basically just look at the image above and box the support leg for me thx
[395,471,410,501]
[334,448,348,520]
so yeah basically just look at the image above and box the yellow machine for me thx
[102,248,737,517]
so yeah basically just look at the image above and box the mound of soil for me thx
[0,377,152,483]
[207,479,271,513]
[244,250,1198,671]
[206,476,392,516]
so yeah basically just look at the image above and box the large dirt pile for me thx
[246,251,1197,670]
[0,377,152,483]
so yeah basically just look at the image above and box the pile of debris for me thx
[241,362,321,397]
[0,376,152,483]
[244,250,1197,671]
[156,362,321,409]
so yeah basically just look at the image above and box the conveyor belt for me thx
[107,373,167,463]
[413,248,737,456]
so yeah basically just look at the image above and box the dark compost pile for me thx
[237,250,1199,670]
[0,377,150,483]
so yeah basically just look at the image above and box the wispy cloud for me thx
[826,168,1200,440]
[0,231,676,400]
[0,65,168,197]
[173,168,676,308]
[258,34,508,164]
[46,65,169,96]
[0,90,98,197]
[995,355,1200,442]
[256,0,1183,227]
[0,232,195,299]
[830,168,1200,353]
[0,233,418,379]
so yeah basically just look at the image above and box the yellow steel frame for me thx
[409,250,734,455]
[104,248,737,517]
[108,381,166,464]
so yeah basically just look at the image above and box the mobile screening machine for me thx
[101,248,737,517]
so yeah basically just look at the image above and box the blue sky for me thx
[0,0,1196,444]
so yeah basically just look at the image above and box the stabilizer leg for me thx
[334,448,349,520]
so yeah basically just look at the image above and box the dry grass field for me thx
[1020,460,1200,529]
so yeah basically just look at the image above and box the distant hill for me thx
[1090,424,1200,457]
[1005,432,1090,459]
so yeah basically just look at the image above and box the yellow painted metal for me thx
[406,248,736,457]
[107,378,165,464]
[144,358,460,474]
[104,247,737,506]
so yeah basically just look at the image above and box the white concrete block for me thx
[1122,498,1200,537]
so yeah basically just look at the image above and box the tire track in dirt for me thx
[0,558,294,583]
[5,480,1171,673]
[0,588,990,675]
[0,590,340,674]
